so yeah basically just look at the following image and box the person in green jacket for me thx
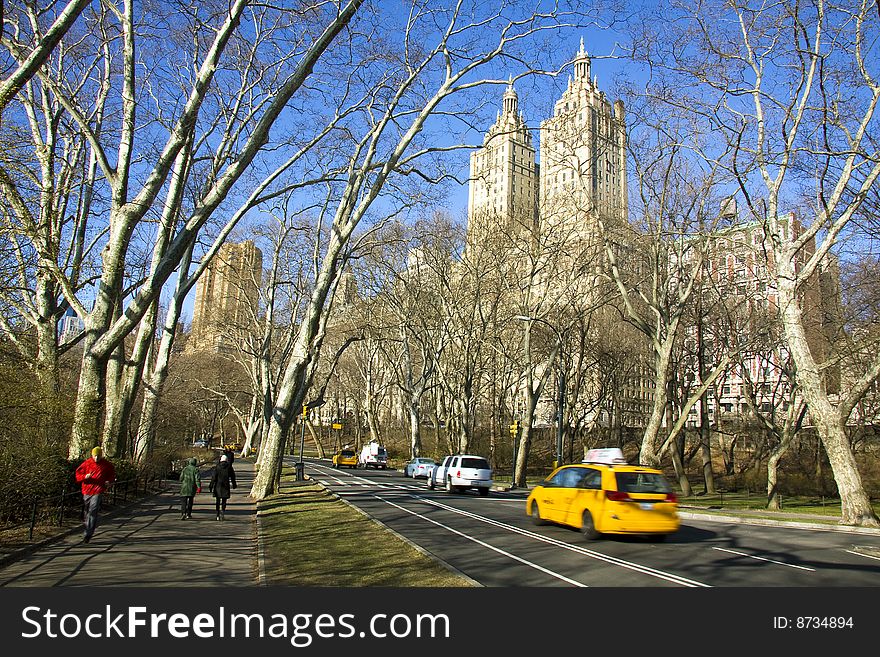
[179,458,201,520]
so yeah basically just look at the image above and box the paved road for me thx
[307,457,880,587]
[0,458,259,587]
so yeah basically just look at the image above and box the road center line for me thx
[374,493,708,587]
[712,546,815,571]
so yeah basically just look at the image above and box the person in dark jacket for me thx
[209,454,236,520]
[74,446,116,543]
[178,458,201,520]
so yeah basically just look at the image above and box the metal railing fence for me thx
[1,471,171,541]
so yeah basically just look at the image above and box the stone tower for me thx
[538,39,628,236]
[467,77,539,244]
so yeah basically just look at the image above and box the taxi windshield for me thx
[615,472,672,494]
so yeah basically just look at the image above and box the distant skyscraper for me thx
[467,77,539,243]
[538,39,628,236]
[187,240,262,353]
[59,307,84,343]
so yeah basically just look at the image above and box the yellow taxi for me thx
[332,448,358,469]
[526,448,680,541]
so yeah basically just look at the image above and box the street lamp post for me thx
[515,315,565,470]
[556,368,565,469]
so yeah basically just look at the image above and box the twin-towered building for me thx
[467,39,628,246]
[466,41,637,431]
[466,41,840,432]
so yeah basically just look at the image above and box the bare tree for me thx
[0,0,110,432]
[629,0,880,526]
[1,0,94,112]
[250,2,614,498]
[598,103,734,471]
[5,1,365,458]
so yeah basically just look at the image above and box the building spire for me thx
[502,75,518,116]
[574,37,591,81]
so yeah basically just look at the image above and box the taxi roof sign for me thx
[583,448,628,465]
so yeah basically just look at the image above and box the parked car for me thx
[525,447,680,541]
[427,454,492,496]
[403,457,436,478]
[332,449,358,469]
[192,439,209,448]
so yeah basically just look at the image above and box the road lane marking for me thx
[377,496,587,586]
[844,549,880,562]
[373,494,708,587]
[712,546,815,571]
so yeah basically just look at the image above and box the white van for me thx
[359,441,388,469]
[427,454,493,496]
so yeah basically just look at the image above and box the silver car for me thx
[403,457,436,478]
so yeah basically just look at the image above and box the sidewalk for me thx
[0,457,259,587]
[677,505,880,536]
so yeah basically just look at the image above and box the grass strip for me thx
[257,470,474,587]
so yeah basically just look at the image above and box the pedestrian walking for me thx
[178,457,201,520]
[209,453,236,520]
[74,446,116,543]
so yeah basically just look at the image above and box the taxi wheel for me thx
[427,476,435,490]
[581,511,600,540]
[445,477,455,493]
[530,503,546,526]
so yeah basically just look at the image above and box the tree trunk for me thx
[778,276,879,527]
[700,403,716,494]
[133,266,189,466]
[305,420,323,456]
[105,300,159,457]
[670,433,692,497]
[102,337,126,457]
[640,347,672,467]
[407,400,421,458]
[514,385,541,487]
[766,449,783,510]
[70,347,108,458]
[34,307,62,445]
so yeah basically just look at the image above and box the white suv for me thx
[427,454,493,496]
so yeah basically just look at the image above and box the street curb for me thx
[678,510,880,535]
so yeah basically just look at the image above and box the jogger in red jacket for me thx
[75,446,116,543]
